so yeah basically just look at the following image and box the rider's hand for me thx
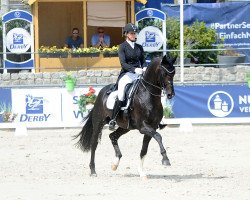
[135,68,143,75]
[142,67,147,72]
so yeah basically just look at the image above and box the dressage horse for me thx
[74,55,176,177]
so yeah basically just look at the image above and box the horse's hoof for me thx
[90,173,97,177]
[111,164,118,171]
[140,175,148,181]
[162,159,171,166]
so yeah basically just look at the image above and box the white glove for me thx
[142,67,147,72]
[134,68,143,75]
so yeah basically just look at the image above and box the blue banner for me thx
[161,2,250,61]
[0,88,12,123]
[172,84,250,118]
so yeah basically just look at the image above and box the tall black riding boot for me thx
[109,99,122,130]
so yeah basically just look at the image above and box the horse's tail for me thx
[73,110,94,152]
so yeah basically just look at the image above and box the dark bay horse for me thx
[74,55,176,177]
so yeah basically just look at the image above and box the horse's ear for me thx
[171,56,177,65]
[161,55,168,65]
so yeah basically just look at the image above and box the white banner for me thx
[12,89,62,123]
[11,87,102,126]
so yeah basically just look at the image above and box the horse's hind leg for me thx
[89,120,105,176]
[138,135,152,177]
[109,127,129,171]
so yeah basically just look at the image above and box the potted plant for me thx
[165,18,219,65]
[0,102,18,122]
[71,47,101,58]
[78,86,97,112]
[102,45,119,57]
[39,46,69,58]
[218,46,246,67]
[63,72,77,92]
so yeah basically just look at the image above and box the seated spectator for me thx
[91,27,110,48]
[64,28,84,48]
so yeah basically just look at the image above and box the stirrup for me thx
[109,120,116,130]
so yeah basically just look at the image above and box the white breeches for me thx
[117,72,139,101]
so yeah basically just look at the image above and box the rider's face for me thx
[126,32,137,42]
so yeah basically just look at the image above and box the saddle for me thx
[106,79,140,112]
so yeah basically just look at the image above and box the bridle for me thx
[160,64,175,98]
[139,64,175,97]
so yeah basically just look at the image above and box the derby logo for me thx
[6,28,31,53]
[137,26,164,52]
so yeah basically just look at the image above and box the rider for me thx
[109,23,147,130]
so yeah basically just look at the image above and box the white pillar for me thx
[1,0,9,15]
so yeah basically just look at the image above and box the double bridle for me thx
[140,65,175,97]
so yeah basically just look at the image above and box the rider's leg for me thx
[109,98,122,130]
[109,73,135,130]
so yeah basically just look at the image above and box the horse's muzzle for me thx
[167,92,175,99]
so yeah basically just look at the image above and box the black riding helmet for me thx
[123,23,138,34]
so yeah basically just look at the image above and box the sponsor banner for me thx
[61,87,102,123]
[11,89,61,123]
[3,84,249,126]
[172,85,250,118]
[0,88,12,123]
[161,2,250,61]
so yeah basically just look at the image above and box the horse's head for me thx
[160,54,176,99]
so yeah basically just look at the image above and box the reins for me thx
[140,78,163,97]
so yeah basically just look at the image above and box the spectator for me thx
[91,27,110,48]
[64,28,84,49]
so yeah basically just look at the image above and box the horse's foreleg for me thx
[153,132,171,166]
[140,126,171,166]
[138,135,152,177]
[109,128,129,171]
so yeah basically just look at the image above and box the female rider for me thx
[109,23,146,130]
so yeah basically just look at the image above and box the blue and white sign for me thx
[135,8,166,54]
[137,26,164,52]
[172,85,250,118]
[11,89,61,123]
[1,84,249,126]
[6,28,32,54]
[2,10,34,70]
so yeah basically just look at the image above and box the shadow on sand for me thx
[124,173,227,181]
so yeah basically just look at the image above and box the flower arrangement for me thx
[102,45,119,57]
[71,47,101,57]
[78,86,97,112]
[0,102,18,122]
[39,46,69,58]
[72,47,101,54]
[62,72,77,82]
